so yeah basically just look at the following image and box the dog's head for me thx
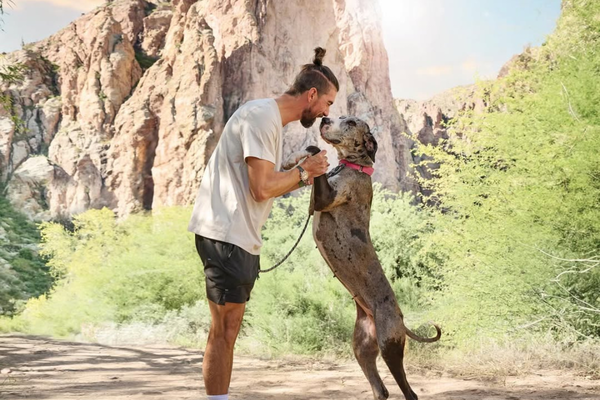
[319,116,378,165]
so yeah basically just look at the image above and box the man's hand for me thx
[300,150,329,181]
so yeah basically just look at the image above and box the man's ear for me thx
[308,87,318,102]
[363,130,378,163]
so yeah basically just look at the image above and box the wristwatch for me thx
[296,165,310,186]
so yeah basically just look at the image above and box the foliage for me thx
[415,0,600,344]
[0,64,24,84]
[2,188,432,354]
[245,187,436,355]
[0,0,9,29]
[370,185,443,297]
[247,190,354,354]
[4,207,204,336]
[0,196,52,316]
[0,62,27,142]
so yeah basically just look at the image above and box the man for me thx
[188,47,339,400]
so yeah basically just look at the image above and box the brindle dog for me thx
[295,116,441,400]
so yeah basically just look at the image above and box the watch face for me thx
[297,165,309,182]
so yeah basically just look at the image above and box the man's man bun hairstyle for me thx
[313,47,326,66]
[286,47,340,96]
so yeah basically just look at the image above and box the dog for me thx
[293,116,441,400]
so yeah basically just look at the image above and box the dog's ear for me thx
[363,131,378,163]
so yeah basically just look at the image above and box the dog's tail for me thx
[405,323,442,343]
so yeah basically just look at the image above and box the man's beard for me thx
[300,106,319,128]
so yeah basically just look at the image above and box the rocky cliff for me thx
[394,85,487,196]
[0,0,417,220]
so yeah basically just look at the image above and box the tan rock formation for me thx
[1,0,419,220]
[5,156,64,221]
[0,50,59,182]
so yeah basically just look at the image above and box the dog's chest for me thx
[313,209,371,256]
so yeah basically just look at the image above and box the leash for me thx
[259,213,312,273]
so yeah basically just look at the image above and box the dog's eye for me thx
[346,120,357,127]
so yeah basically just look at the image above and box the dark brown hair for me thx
[285,47,340,96]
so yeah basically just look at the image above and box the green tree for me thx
[416,0,600,343]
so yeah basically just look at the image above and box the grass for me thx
[407,334,600,380]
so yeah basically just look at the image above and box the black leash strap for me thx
[259,213,312,273]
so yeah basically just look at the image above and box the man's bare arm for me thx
[246,150,328,202]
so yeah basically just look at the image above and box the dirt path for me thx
[1,335,598,399]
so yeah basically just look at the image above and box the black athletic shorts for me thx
[195,235,260,305]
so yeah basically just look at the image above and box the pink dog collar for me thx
[339,159,374,176]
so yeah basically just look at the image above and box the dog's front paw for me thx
[282,150,310,170]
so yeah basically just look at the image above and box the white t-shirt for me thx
[188,98,283,255]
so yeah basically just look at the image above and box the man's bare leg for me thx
[203,300,246,395]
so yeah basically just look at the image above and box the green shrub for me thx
[4,187,432,355]
[0,196,51,317]
[416,0,600,344]
[8,207,204,336]
[244,187,435,355]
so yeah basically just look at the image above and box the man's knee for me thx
[209,322,242,347]
[209,302,245,345]
[224,312,244,343]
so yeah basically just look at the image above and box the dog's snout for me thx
[320,117,332,129]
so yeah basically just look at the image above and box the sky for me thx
[379,0,561,99]
[1,0,561,100]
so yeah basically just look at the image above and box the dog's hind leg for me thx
[353,301,389,400]
[374,302,419,400]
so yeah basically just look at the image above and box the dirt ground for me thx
[1,335,599,400]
